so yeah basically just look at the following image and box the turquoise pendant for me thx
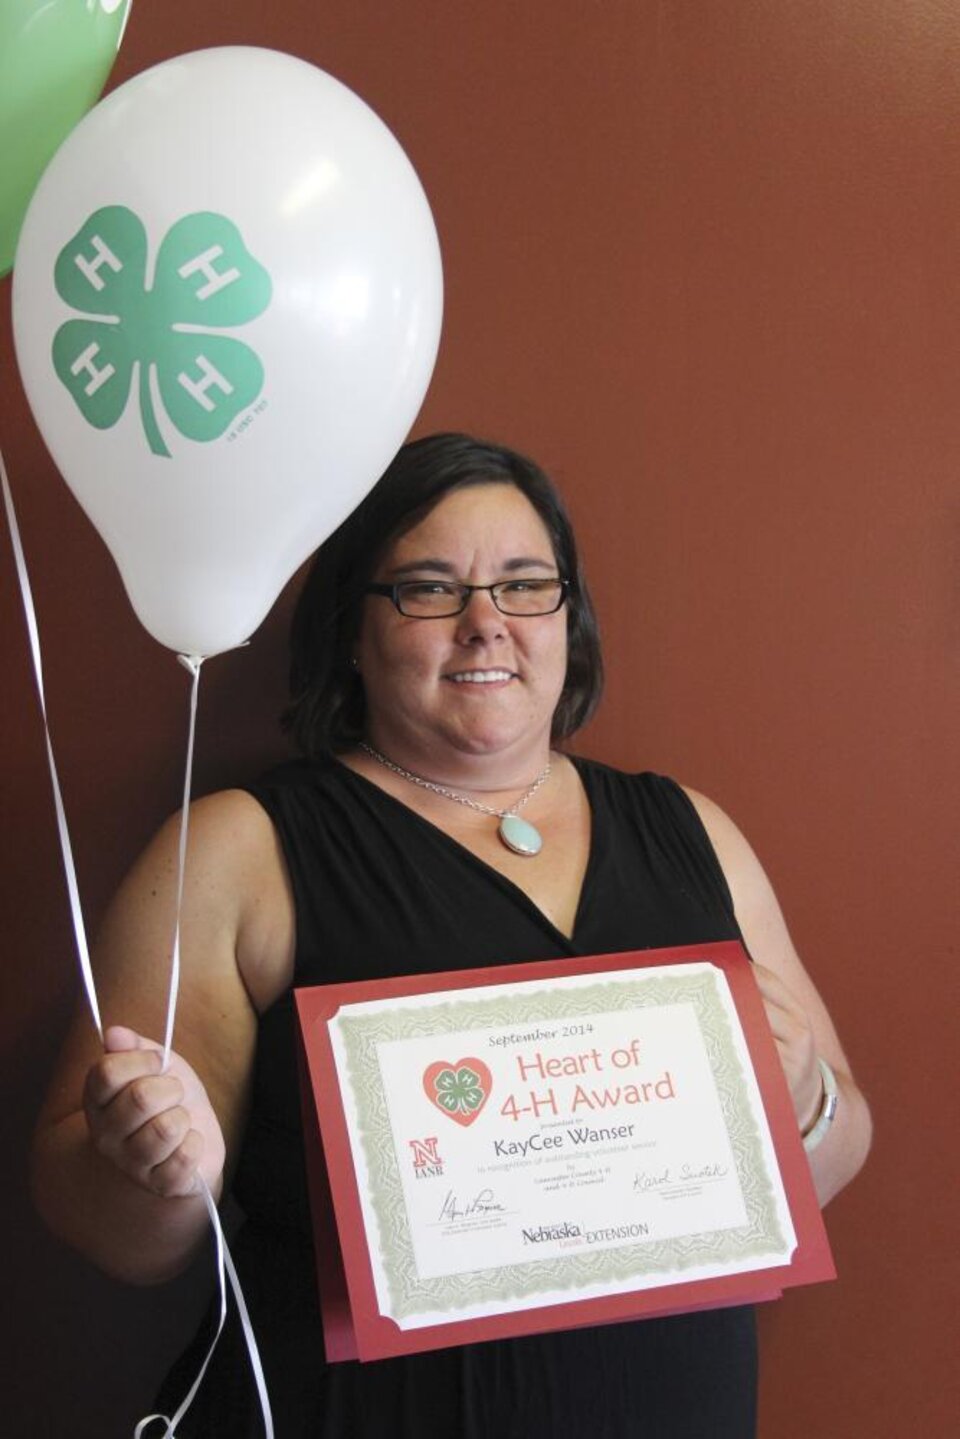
[498,813,543,857]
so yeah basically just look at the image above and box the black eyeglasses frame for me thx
[363,577,571,618]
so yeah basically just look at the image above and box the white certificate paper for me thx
[325,960,796,1331]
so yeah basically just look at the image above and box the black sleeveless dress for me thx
[157,756,757,1438]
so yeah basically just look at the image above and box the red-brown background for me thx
[1,4,956,1435]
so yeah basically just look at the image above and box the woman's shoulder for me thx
[569,755,735,905]
[568,753,691,807]
[239,753,347,799]
[145,789,290,924]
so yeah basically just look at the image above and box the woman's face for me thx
[355,482,568,773]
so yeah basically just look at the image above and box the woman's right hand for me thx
[83,1025,227,1200]
[32,793,289,1280]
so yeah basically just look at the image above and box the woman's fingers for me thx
[146,1127,206,1198]
[84,1045,164,1111]
[82,1032,207,1196]
[103,1022,149,1054]
[109,1090,189,1164]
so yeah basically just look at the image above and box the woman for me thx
[31,433,871,1436]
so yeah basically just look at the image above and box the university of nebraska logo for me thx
[408,1137,444,1178]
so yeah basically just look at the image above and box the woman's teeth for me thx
[448,670,513,684]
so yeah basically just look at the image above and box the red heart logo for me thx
[422,1057,492,1127]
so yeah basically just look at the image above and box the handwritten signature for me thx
[633,1162,728,1192]
[438,1188,507,1222]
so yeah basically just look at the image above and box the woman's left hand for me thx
[684,786,872,1203]
[752,962,822,1132]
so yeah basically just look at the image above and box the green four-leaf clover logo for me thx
[52,206,272,457]
[432,1065,486,1118]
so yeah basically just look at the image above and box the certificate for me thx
[296,942,834,1362]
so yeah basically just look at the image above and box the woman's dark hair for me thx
[284,432,603,756]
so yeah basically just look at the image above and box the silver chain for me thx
[359,742,551,819]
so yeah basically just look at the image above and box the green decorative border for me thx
[335,968,787,1320]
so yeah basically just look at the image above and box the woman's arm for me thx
[686,788,872,1207]
[30,790,294,1284]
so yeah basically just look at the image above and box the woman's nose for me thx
[454,586,506,640]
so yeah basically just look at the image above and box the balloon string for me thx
[133,1181,274,1439]
[2,444,273,1437]
[163,654,203,1071]
[0,444,102,1038]
[135,686,276,1437]
[133,1178,227,1439]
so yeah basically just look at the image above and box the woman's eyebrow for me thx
[385,558,458,577]
[385,556,555,578]
[501,557,556,572]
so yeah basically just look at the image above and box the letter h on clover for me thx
[52,205,272,457]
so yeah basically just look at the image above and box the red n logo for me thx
[408,1137,442,1168]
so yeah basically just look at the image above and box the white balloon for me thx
[13,47,443,656]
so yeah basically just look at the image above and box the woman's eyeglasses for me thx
[364,578,570,618]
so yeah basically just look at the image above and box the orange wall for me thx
[2,4,955,1435]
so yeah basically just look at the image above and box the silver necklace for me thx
[359,742,551,856]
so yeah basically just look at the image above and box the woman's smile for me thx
[444,667,517,685]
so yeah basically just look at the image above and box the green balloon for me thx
[0,0,132,278]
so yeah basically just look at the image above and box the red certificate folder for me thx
[295,941,834,1362]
